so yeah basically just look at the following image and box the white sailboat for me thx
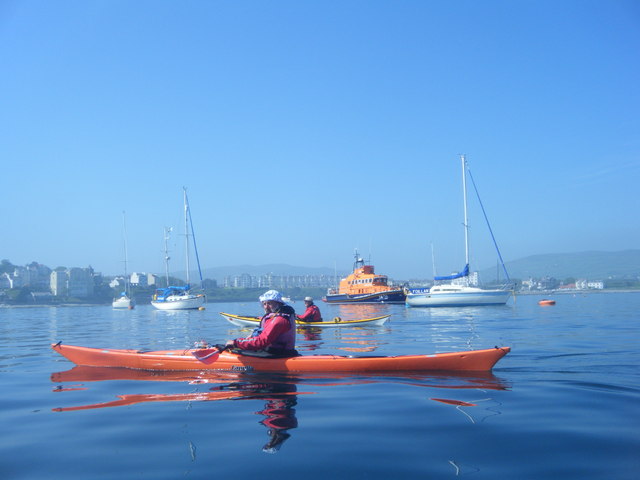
[151,188,206,310]
[112,211,135,309]
[406,155,512,307]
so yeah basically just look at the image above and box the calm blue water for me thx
[1,293,639,479]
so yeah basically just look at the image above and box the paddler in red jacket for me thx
[226,290,298,357]
[297,296,323,322]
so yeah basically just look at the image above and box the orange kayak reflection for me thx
[51,367,509,452]
[51,366,510,399]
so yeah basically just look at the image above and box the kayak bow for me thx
[52,343,510,373]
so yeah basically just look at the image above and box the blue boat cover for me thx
[434,264,469,281]
[154,285,191,300]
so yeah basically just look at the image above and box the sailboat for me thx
[406,155,512,307]
[112,211,135,309]
[151,188,206,310]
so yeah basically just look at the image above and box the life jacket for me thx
[307,304,322,322]
[244,304,296,356]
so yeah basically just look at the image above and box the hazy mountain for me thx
[198,264,345,282]
[480,250,640,281]
[176,250,640,284]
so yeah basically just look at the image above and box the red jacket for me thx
[298,304,322,322]
[233,310,296,351]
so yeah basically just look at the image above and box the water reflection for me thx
[333,328,387,353]
[430,396,503,424]
[52,368,304,453]
[296,326,323,351]
[51,367,509,453]
[328,303,394,320]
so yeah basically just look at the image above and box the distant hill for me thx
[176,251,639,284]
[481,250,640,281]
[198,264,345,282]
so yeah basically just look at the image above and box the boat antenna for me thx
[353,248,364,270]
[162,226,172,286]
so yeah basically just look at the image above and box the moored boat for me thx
[406,284,512,307]
[406,155,512,308]
[323,251,405,304]
[152,287,206,310]
[51,343,510,373]
[112,211,135,309]
[112,293,135,310]
[220,312,391,328]
[151,188,206,310]
[538,299,556,306]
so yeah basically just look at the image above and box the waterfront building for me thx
[50,270,68,296]
[130,272,148,287]
[67,267,94,298]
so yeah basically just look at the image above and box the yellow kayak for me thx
[219,312,390,328]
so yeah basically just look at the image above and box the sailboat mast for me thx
[461,154,470,267]
[431,242,437,277]
[121,211,129,294]
[183,187,191,285]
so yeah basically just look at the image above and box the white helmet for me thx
[259,290,284,303]
[304,296,313,302]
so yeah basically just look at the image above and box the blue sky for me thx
[1,0,638,280]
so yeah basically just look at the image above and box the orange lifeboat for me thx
[323,250,406,304]
[538,299,556,306]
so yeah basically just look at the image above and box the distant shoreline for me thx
[516,289,640,295]
[2,288,639,308]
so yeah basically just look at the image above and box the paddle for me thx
[192,344,229,362]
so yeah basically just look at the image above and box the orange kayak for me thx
[52,343,510,372]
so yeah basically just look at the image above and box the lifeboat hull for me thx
[323,289,406,304]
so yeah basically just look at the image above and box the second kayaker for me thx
[297,296,323,322]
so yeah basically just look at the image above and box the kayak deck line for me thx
[52,342,511,373]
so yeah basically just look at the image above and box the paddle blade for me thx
[192,348,222,363]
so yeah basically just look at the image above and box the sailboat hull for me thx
[112,297,134,309]
[406,288,511,307]
[151,294,205,310]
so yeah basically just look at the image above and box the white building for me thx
[576,279,604,290]
[50,270,68,296]
[130,272,148,286]
[50,267,94,297]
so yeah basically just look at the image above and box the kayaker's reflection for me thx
[214,379,298,453]
[51,367,299,453]
[297,326,323,351]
